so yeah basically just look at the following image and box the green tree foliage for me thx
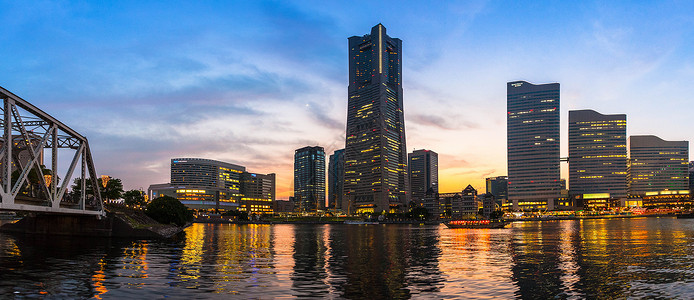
[145,196,193,226]
[123,189,146,206]
[102,178,124,201]
[70,177,124,202]
[489,210,504,220]
[409,206,428,220]
[11,164,52,198]
[222,210,249,221]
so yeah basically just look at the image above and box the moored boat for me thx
[444,219,511,229]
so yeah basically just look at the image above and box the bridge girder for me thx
[0,86,104,216]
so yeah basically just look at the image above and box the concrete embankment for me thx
[0,210,184,238]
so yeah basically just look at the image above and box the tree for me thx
[11,164,52,199]
[410,206,428,220]
[123,189,146,206]
[102,178,124,202]
[69,177,95,200]
[489,210,504,220]
[223,209,249,221]
[145,195,193,226]
[70,177,123,202]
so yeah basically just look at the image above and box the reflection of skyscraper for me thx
[294,146,326,212]
[568,110,627,198]
[328,149,345,210]
[408,149,438,204]
[291,225,329,297]
[627,135,689,195]
[507,81,561,211]
[345,24,409,214]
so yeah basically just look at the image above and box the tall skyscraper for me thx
[408,149,438,203]
[345,24,409,214]
[328,149,345,210]
[627,135,689,195]
[485,176,508,205]
[294,146,326,212]
[507,81,561,211]
[568,110,627,199]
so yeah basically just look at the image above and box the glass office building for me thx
[345,24,409,214]
[507,81,561,210]
[568,109,627,200]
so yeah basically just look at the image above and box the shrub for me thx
[145,196,192,226]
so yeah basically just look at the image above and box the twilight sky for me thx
[1,1,693,198]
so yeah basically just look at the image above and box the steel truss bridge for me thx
[0,86,103,216]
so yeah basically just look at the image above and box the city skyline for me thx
[1,1,694,198]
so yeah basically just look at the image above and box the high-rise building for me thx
[240,172,276,214]
[408,149,438,204]
[167,158,244,211]
[485,176,508,206]
[345,24,409,214]
[171,158,245,191]
[568,110,627,200]
[294,146,326,212]
[627,135,689,195]
[507,81,561,211]
[328,149,345,210]
[689,162,694,194]
[148,158,275,213]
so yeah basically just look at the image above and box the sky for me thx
[1,0,693,198]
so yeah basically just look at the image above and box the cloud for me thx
[306,101,344,130]
[409,113,479,130]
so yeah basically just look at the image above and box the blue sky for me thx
[1,1,693,197]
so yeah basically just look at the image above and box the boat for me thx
[444,219,511,229]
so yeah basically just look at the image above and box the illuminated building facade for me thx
[507,81,561,210]
[568,110,627,202]
[167,158,244,210]
[294,146,326,212]
[435,192,461,219]
[485,176,508,206]
[328,149,345,210]
[148,158,275,213]
[240,172,276,214]
[689,162,694,194]
[345,24,409,214]
[408,149,438,204]
[641,190,691,209]
[627,135,689,196]
[462,185,479,216]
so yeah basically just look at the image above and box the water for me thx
[2,217,694,299]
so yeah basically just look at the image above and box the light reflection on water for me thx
[1,218,694,298]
